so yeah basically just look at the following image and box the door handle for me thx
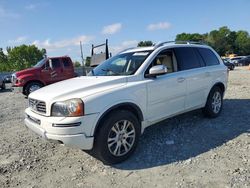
[177,77,185,83]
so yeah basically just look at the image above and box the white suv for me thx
[25,41,228,164]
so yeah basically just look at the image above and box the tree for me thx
[175,26,250,56]
[85,56,91,67]
[0,48,8,72]
[137,41,153,47]
[7,45,46,71]
[175,33,205,42]
[74,61,81,67]
[206,26,232,55]
[235,30,250,55]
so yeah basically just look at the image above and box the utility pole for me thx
[80,41,84,66]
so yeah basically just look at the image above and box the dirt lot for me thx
[0,67,249,188]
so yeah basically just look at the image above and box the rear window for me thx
[51,58,61,68]
[197,48,219,66]
[174,47,202,71]
[62,58,71,67]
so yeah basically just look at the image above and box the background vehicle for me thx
[12,56,76,96]
[222,59,235,70]
[4,75,12,83]
[230,56,245,66]
[237,55,250,66]
[0,76,6,90]
[90,39,110,67]
[25,41,228,164]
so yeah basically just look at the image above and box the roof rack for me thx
[154,41,206,49]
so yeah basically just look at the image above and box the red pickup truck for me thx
[12,56,76,96]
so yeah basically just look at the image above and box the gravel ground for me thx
[0,67,249,188]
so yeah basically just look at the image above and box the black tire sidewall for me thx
[94,110,141,164]
[25,82,43,95]
[203,86,223,118]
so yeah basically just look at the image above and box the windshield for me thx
[90,51,151,76]
[33,58,46,68]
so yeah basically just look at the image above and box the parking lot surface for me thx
[0,67,249,188]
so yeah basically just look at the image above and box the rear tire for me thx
[203,86,223,118]
[93,110,141,164]
[24,82,43,96]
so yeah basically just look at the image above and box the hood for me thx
[15,67,40,77]
[29,76,127,102]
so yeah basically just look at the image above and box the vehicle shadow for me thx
[114,99,250,170]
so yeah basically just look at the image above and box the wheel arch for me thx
[212,82,225,94]
[23,80,45,94]
[206,82,226,101]
[93,102,144,137]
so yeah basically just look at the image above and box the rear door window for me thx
[174,47,202,71]
[62,58,71,68]
[51,58,61,68]
[197,48,220,66]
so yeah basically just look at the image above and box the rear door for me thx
[174,47,208,110]
[62,57,74,79]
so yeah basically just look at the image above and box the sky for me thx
[0,0,250,62]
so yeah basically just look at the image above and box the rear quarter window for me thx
[197,48,220,66]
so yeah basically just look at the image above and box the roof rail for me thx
[118,47,137,54]
[154,40,206,49]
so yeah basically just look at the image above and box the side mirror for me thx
[147,65,168,78]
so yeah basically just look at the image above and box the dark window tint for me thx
[197,48,219,66]
[194,48,206,67]
[62,58,71,67]
[174,47,201,71]
[51,59,61,68]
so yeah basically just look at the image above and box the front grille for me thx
[29,98,46,114]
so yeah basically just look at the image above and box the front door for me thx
[41,58,63,84]
[146,50,187,123]
[49,58,63,83]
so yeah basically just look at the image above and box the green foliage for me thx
[85,56,91,67]
[176,33,205,42]
[175,26,250,56]
[74,61,81,67]
[8,45,46,71]
[0,45,46,72]
[0,48,9,72]
[137,41,153,47]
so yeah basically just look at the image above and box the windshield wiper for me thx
[101,68,121,75]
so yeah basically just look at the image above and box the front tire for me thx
[24,82,43,96]
[93,110,141,164]
[203,86,223,118]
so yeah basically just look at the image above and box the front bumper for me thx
[24,108,98,150]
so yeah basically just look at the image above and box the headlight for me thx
[51,98,84,117]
